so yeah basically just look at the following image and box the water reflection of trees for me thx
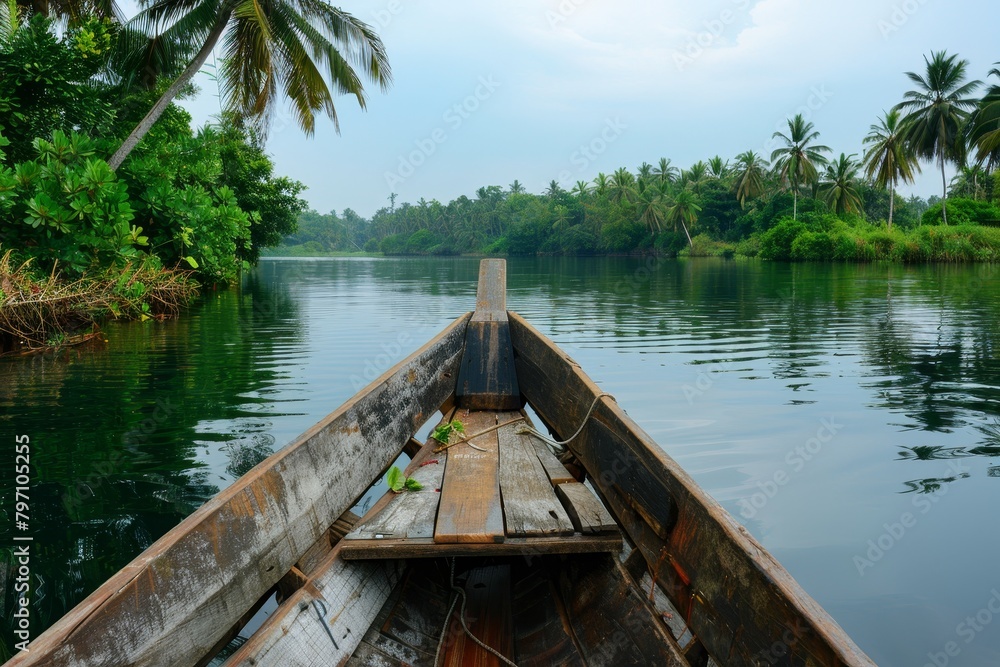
[0,267,304,647]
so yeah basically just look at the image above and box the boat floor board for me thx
[435,410,507,543]
[342,409,622,559]
[555,482,618,535]
[497,411,575,538]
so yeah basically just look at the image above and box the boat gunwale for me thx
[508,310,876,667]
[6,312,471,667]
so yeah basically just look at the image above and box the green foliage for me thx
[217,122,306,264]
[0,130,141,275]
[431,420,465,444]
[0,15,115,163]
[385,465,422,493]
[759,218,807,260]
[921,198,1000,226]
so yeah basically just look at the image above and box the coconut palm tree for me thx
[967,63,1000,170]
[545,180,565,199]
[652,157,679,184]
[609,168,635,204]
[571,180,591,199]
[508,179,525,195]
[822,153,864,216]
[708,155,728,180]
[592,173,610,198]
[770,114,830,220]
[894,51,981,224]
[107,0,391,170]
[666,189,699,248]
[862,109,919,229]
[636,161,653,184]
[634,179,666,234]
[732,150,768,208]
[683,161,709,195]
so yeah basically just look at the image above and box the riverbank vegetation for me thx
[278,51,1000,263]
[0,3,389,353]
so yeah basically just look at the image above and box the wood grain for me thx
[339,534,622,560]
[6,314,470,667]
[434,411,506,544]
[497,412,574,537]
[530,440,578,485]
[456,259,520,410]
[509,311,877,667]
[555,483,618,534]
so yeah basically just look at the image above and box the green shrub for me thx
[921,198,1000,226]
[790,230,834,260]
[758,218,806,260]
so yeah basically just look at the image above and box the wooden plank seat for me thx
[340,410,621,560]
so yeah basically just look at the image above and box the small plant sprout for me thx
[431,420,465,445]
[385,466,423,493]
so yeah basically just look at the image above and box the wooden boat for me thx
[6,259,876,667]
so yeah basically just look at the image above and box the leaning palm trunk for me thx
[108,13,231,170]
[888,183,895,229]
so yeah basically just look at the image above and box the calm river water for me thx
[2,257,1000,665]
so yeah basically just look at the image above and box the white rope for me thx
[515,392,616,456]
[434,558,518,667]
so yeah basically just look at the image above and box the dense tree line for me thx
[280,50,1000,262]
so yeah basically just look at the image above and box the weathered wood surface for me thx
[443,564,514,667]
[509,312,877,667]
[223,545,405,666]
[456,259,520,410]
[556,482,618,534]
[511,566,586,667]
[531,439,578,485]
[434,410,506,544]
[339,534,622,561]
[558,554,688,667]
[497,412,575,537]
[344,418,451,541]
[6,314,470,667]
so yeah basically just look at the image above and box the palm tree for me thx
[571,180,591,199]
[862,109,919,229]
[732,150,768,208]
[508,179,525,195]
[652,157,679,184]
[708,155,728,180]
[107,1,391,170]
[637,161,653,182]
[609,168,635,204]
[967,63,1000,170]
[634,180,666,234]
[592,173,610,198]
[950,165,986,200]
[894,51,981,224]
[822,153,864,216]
[770,114,830,220]
[683,161,709,194]
[545,180,565,199]
[666,189,700,248]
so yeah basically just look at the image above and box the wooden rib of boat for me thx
[6,259,876,667]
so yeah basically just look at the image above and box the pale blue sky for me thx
[165,0,998,217]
